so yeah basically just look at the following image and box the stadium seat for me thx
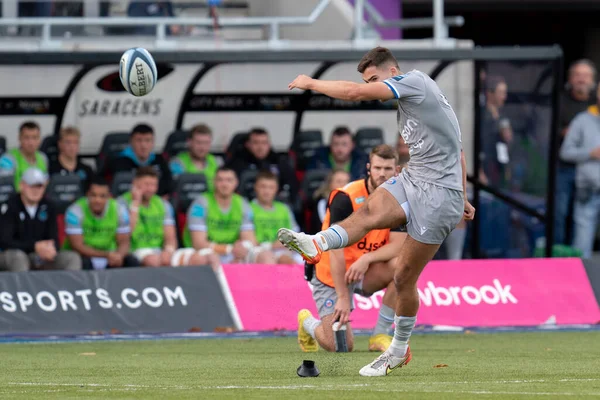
[111,171,134,197]
[173,173,208,213]
[0,136,6,156]
[290,130,323,172]
[225,131,248,162]
[162,130,188,160]
[56,213,66,247]
[46,174,84,214]
[238,169,258,200]
[355,127,385,153]
[0,175,14,203]
[97,132,130,172]
[301,169,330,202]
[40,135,59,162]
[172,173,208,242]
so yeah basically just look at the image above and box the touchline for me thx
[419,279,518,306]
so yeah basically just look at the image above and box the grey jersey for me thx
[384,70,463,191]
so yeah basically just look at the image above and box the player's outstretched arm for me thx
[289,75,395,102]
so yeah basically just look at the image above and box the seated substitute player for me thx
[169,124,219,192]
[0,121,48,188]
[298,144,405,353]
[183,166,273,264]
[63,176,137,270]
[250,170,303,265]
[279,47,475,376]
[118,167,219,268]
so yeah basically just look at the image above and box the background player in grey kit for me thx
[279,47,475,376]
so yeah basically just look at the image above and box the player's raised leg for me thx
[359,236,440,376]
[278,188,406,263]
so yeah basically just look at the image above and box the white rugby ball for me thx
[119,47,158,97]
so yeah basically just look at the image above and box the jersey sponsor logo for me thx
[38,209,48,222]
[409,139,425,155]
[66,210,79,226]
[191,204,204,218]
[391,75,405,82]
[385,177,397,185]
[0,156,13,169]
[420,226,428,235]
[355,196,365,204]
[324,298,334,308]
[356,237,387,252]
[401,119,418,142]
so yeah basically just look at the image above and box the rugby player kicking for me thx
[298,144,406,353]
[279,47,476,376]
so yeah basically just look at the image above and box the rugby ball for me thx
[119,47,158,97]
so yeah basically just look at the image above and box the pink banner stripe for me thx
[223,258,600,331]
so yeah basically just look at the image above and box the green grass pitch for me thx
[1,331,599,399]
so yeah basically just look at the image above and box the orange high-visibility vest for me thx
[315,179,390,287]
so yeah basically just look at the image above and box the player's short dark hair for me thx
[370,144,399,165]
[131,123,154,137]
[88,175,109,190]
[248,127,269,138]
[331,126,352,138]
[189,123,212,139]
[19,121,40,135]
[255,170,278,184]
[216,166,237,177]
[135,166,159,179]
[357,47,399,73]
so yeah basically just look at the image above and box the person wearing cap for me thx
[0,121,49,189]
[0,167,81,272]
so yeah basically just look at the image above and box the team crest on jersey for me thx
[355,196,365,204]
[324,299,334,308]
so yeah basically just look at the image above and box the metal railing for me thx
[0,0,464,49]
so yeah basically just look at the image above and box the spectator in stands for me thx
[560,84,600,259]
[63,176,138,270]
[127,1,181,36]
[183,167,273,264]
[119,167,218,268]
[169,124,219,192]
[251,171,304,264]
[0,168,81,272]
[308,168,350,234]
[0,121,48,189]
[479,76,509,187]
[49,126,94,192]
[105,124,172,196]
[227,127,298,200]
[555,59,597,245]
[307,126,368,180]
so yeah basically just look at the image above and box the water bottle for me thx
[332,321,349,352]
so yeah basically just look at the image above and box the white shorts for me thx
[133,248,161,262]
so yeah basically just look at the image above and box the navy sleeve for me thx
[327,192,353,226]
